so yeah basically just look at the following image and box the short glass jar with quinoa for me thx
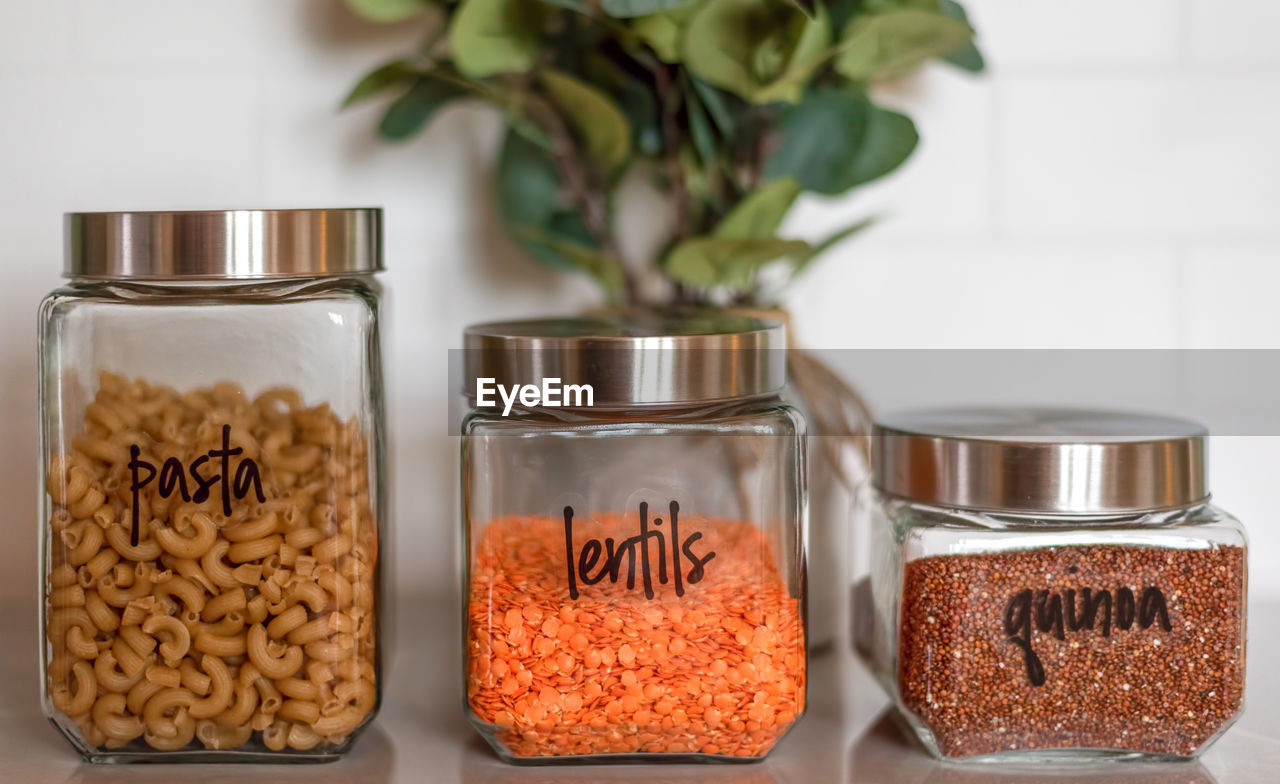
[460,315,807,763]
[855,407,1247,763]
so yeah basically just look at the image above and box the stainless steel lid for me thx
[65,208,383,279]
[874,407,1208,514]
[463,313,786,407]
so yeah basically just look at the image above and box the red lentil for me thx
[467,514,805,759]
[899,544,1246,758]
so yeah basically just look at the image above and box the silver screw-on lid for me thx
[64,208,383,280]
[874,407,1208,514]
[463,313,787,408]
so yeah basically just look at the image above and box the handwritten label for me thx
[1004,568,1174,686]
[562,500,716,600]
[126,423,266,546]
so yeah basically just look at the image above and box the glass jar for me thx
[855,408,1247,763]
[39,209,386,762]
[461,314,807,763]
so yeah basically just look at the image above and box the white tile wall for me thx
[967,0,1181,66]
[999,75,1280,235]
[77,0,424,77]
[1185,245,1280,348]
[828,68,994,239]
[0,2,74,66]
[78,0,299,67]
[0,74,259,222]
[1187,0,1280,65]
[0,0,1277,599]
[785,240,1183,349]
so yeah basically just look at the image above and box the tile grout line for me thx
[67,0,83,65]
[993,63,1280,78]
[986,73,1004,239]
[250,74,270,199]
[1176,0,1194,69]
[1171,243,1190,350]
[844,234,1280,252]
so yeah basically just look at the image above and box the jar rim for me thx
[64,208,383,280]
[873,406,1208,514]
[462,312,787,407]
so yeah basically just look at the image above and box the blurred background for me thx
[1,0,1277,615]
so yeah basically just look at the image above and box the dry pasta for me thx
[43,376,379,755]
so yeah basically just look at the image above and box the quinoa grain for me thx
[899,544,1246,758]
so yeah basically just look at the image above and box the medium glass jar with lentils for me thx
[461,315,807,763]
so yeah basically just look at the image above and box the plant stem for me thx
[416,9,449,59]
[653,63,696,306]
[654,64,690,242]
[734,106,767,196]
[524,87,639,305]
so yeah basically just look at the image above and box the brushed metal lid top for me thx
[65,208,383,280]
[874,407,1207,514]
[463,313,787,407]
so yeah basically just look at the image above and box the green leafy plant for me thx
[344,0,983,305]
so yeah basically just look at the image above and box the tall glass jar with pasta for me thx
[39,209,386,762]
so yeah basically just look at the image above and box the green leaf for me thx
[685,85,718,169]
[714,179,800,239]
[779,0,818,18]
[513,228,626,296]
[377,77,467,140]
[540,0,591,10]
[345,0,431,23]
[400,71,554,148]
[667,236,810,290]
[631,7,697,63]
[938,0,985,73]
[849,102,918,184]
[689,77,737,137]
[496,130,570,237]
[763,87,866,193]
[505,105,555,150]
[827,0,856,32]
[494,131,625,296]
[342,60,423,108]
[678,143,713,206]
[791,216,876,277]
[763,87,917,194]
[863,0,942,10]
[683,0,831,105]
[603,0,697,19]
[942,41,984,72]
[539,70,633,175]
[578,52,662,156]
[834,9,973,81]
[618,74,663,156]
[448,0,549,78]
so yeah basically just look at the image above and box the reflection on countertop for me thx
[460,735,783,784]
[3,593,1278,784]
[847,711,1217,784]
[58,727,395,784]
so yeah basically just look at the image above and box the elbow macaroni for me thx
[43,377,379,754]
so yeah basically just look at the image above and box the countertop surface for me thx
[3,596,1276,784]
